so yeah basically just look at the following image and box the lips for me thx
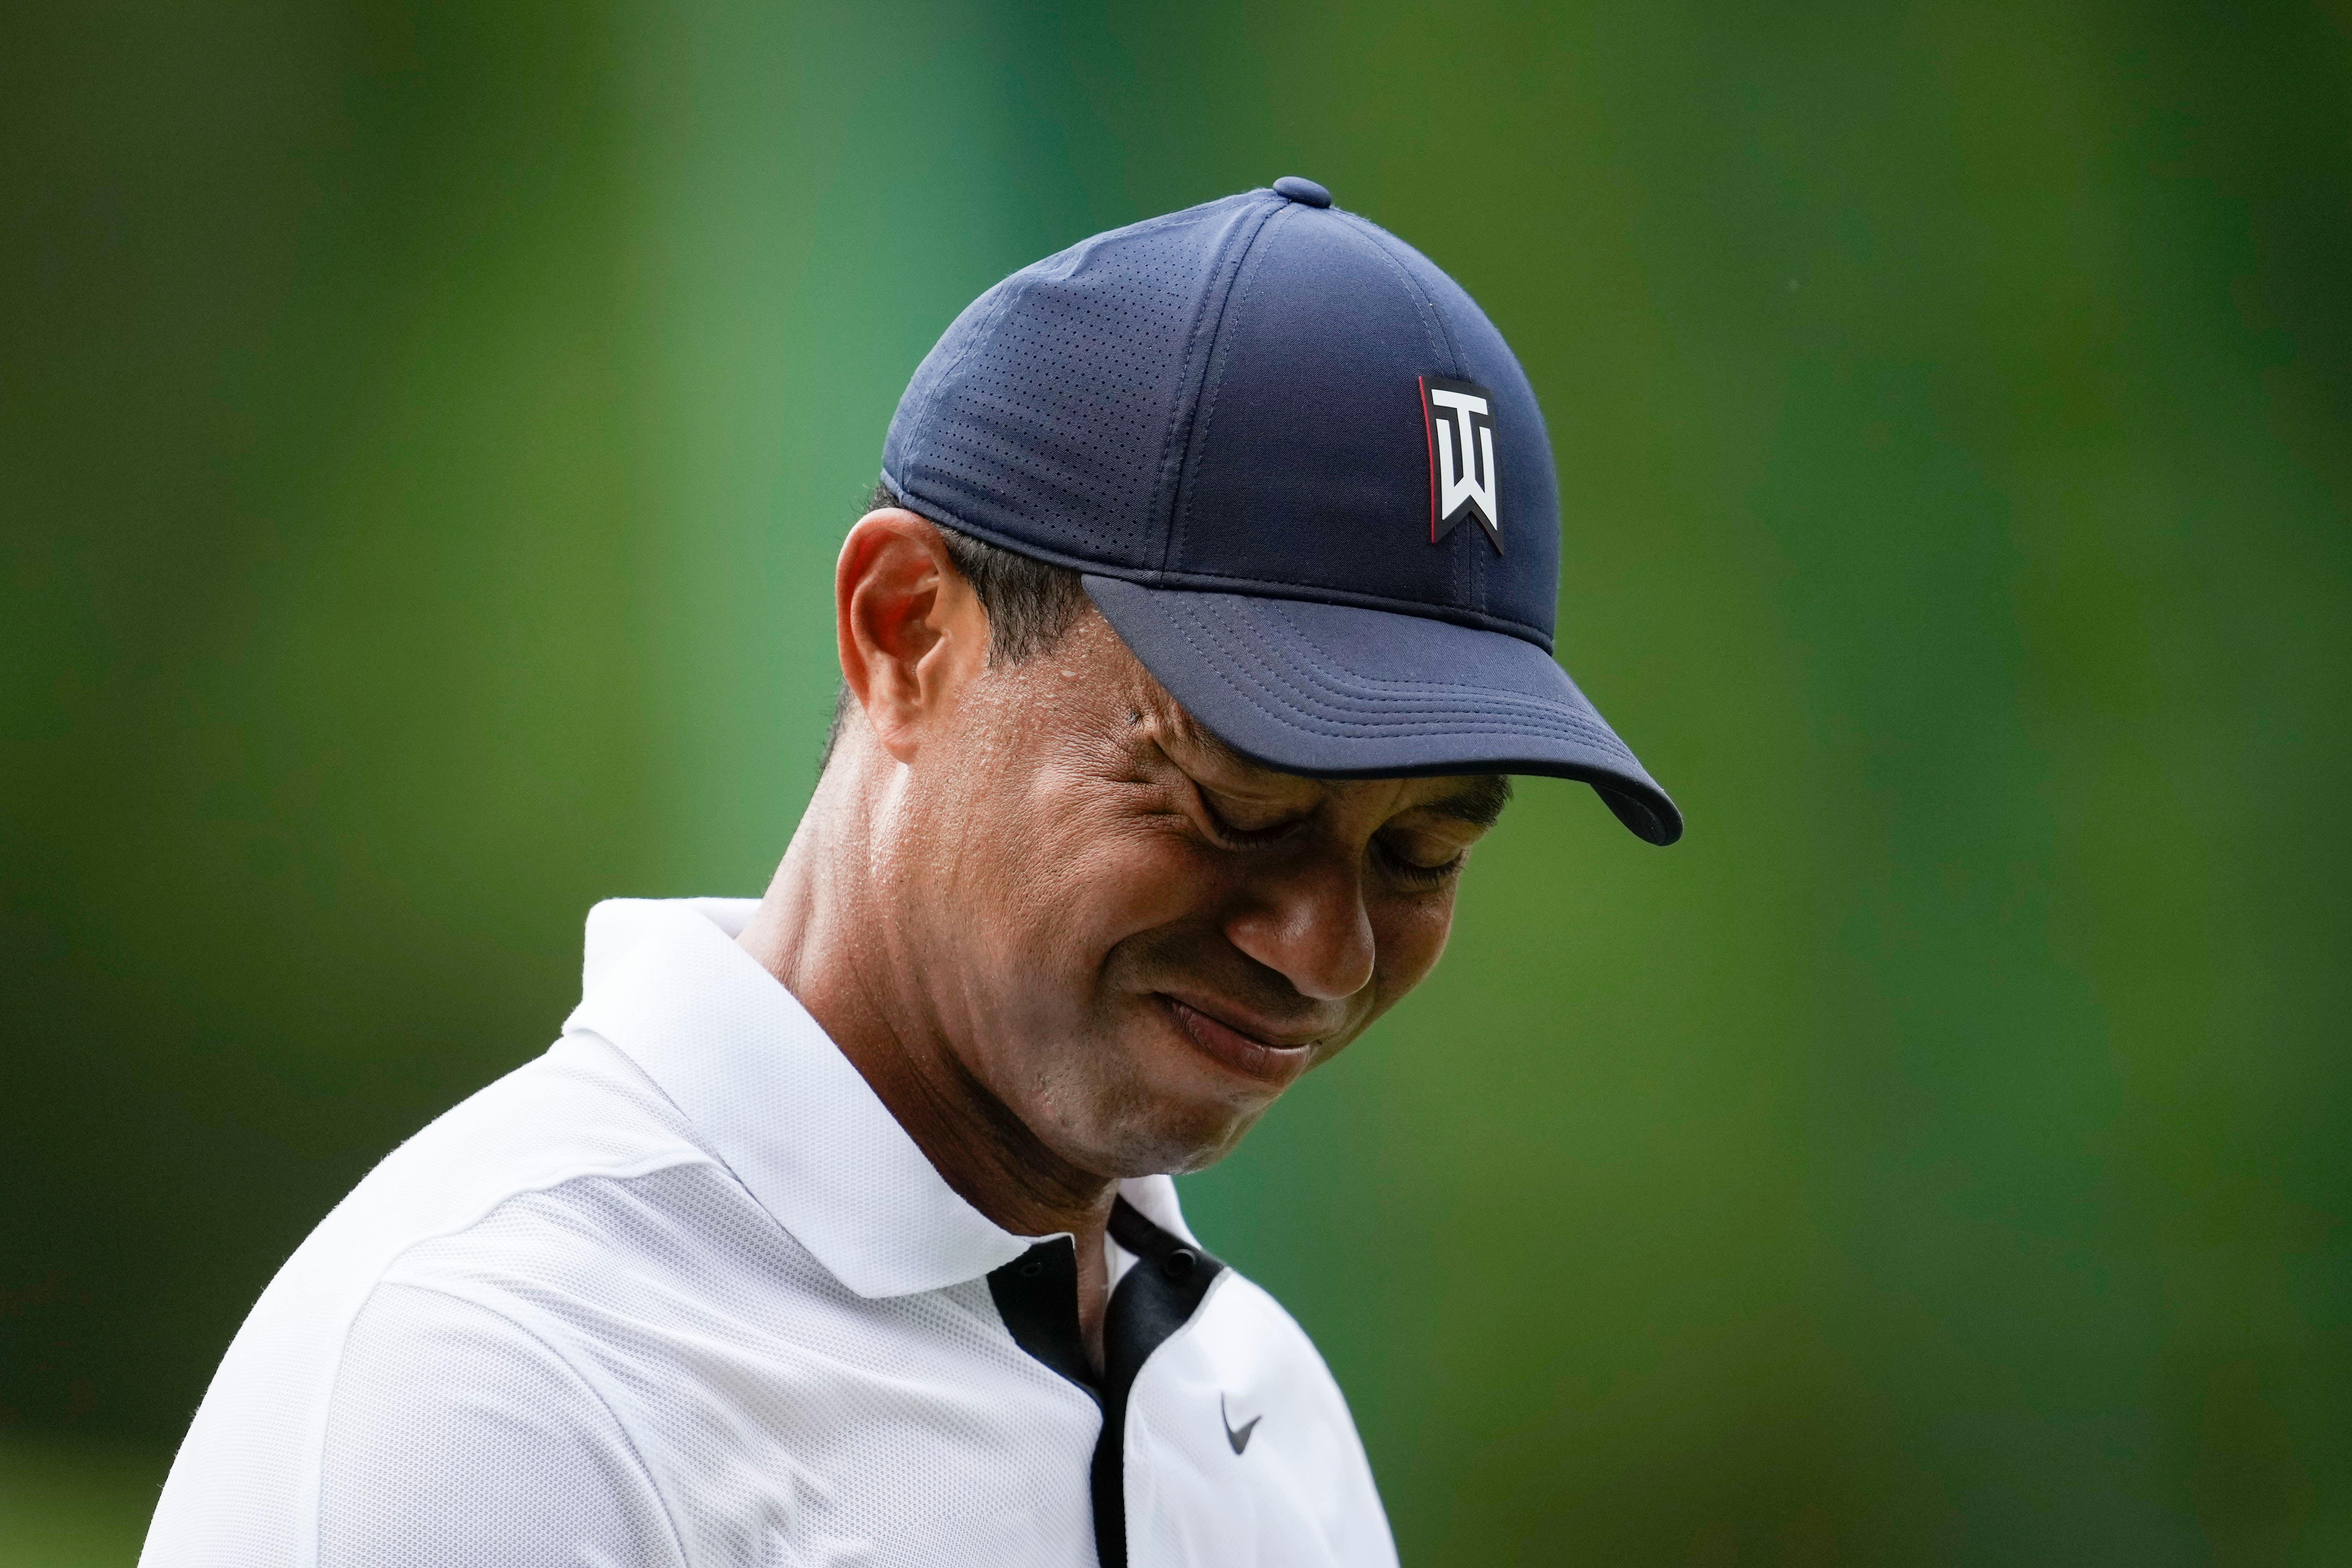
[1156,995,1319,1089]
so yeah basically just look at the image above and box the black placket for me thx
[986,1197,1225,1568]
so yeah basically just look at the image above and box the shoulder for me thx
[312,1281,688,1568]
[254,1029,732,1343]
[139,1032,728,1568]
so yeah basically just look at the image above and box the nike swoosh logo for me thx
[1221,1393,1261,1455]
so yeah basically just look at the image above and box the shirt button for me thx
[1161,1248,1199,1282]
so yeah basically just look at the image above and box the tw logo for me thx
[1419,375,1502,552]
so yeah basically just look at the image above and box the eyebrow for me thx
[1421,774,1514,830]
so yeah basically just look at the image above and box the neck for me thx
[735,756,1119,1249]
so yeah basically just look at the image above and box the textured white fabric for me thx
[141,897,1397,1568]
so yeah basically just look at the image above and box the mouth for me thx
[1154,995,1320,1089]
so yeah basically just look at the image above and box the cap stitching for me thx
[1344,216,1488,615]
[1165,597,1634,756]
[1338,211,1460,369]
[1173,603,1619,737]
[911,502,1556,646]
[1157,194,1289,580]
[1257,602,1613,718]
[1194,644,1628,744]
[1334,211,1483,614]
[895,199,1255,561]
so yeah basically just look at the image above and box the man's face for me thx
[888,610,1506,1179]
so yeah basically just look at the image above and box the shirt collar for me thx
[560,897,1195,1297]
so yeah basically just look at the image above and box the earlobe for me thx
[836,510,985,766]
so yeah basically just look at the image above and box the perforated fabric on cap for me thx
[885,195,1271,569]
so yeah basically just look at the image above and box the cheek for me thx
[1372,893,1457,1002]
[941,777,1216,1020]
[1019,819,1220,983]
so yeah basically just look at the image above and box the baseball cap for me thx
[881,176,1682,846]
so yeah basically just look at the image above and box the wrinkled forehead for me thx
[1072,616,1511,824]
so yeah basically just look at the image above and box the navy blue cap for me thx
[882,181,1681,845]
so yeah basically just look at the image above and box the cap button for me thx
[1271,175,1331,209]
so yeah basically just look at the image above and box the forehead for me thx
[1016,611,1509,823]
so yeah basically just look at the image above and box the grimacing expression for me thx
[895,611,1507,1179]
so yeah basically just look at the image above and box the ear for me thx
[835,509,990,764]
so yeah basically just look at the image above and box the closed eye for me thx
[1194,786,1310,848]
[1375,837,1467,888]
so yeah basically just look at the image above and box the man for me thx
[142,176,1679,1568]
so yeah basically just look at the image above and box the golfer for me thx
[142,177,1680,1568]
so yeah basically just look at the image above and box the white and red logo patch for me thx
[1419,375,1501,552]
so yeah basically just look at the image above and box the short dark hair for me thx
[819,480,1088,773]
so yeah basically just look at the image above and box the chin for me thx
[1081,1112,1257,1180]
[1005,1012,1281,1179]
[1075,1047,1274,1178]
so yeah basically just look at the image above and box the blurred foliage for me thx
[0,1438,163,1567]
[5,1,2348,1563]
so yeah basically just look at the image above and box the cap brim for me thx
[1084,578,1683,846]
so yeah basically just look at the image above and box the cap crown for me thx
[882,189,1562,652]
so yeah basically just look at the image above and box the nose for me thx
[1222,856,1377,1003]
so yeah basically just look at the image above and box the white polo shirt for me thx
[141,897,1398,1568]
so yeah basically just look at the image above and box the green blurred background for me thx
[6,1,2348,1562]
